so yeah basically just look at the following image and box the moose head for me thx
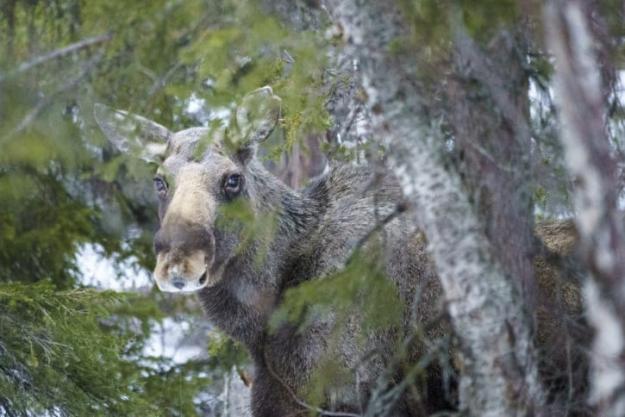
[95,87,281,293]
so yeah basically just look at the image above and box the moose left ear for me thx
[94,103,170,163]
[227,86,281,164]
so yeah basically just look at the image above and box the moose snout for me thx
[152,222,214,293]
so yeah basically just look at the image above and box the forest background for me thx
[1,0,625,416]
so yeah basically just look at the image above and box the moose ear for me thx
[227,86,281,164]
[94,103,170,163]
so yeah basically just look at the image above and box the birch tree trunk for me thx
[322,1,546,416]
[545,2,625,415]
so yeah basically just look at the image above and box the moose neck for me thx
[247,161,321,250]
[200,160,321,352]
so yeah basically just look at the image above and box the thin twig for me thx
[262,347,361,417]
[4,51,104,140]
[363,334,449,417]
[464,139,517,173]
[345,201,410,267]
[0,33,111,82]
[146,62,182,99]
[338,103,362,144]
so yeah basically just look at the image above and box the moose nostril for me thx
[171,278,185,289]
[199,273,207,285]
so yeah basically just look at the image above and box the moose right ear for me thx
[225,86,281,165]
[234,86,282,144]
[94,103,170,163]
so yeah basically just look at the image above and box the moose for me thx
[95,87,589,416]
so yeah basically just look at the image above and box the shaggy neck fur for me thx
[199,160,324,352]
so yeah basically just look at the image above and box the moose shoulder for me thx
[95,87,589,417]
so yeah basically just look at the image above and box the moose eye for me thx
[223,173,243,198]
[153,176,168,196]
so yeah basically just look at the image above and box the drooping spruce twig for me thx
[0,33,111,83]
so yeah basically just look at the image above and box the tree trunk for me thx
[323,1,546,416]
[545,1,625,415]
[448,26,537,306]
[262,0,372,156]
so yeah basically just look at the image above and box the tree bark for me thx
[323,1,546,416]
[262,0,372,159]
[545,1,625,415]
[448,25,537,306]
[260,0,324,32]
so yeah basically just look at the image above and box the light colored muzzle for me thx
[153,249,211,293]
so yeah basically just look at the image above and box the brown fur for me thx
[95,90,590,417]
[533,220,590,416]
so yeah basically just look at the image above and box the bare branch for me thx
[0,33,111,82]
[345,201,409,267]
[4,51,105,140]
[262,348,361,417]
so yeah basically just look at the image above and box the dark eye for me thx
[153,176,168,196]
[223,173,243,198]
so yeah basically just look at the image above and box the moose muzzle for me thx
[152,220,215,293]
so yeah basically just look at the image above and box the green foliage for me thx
[400,0,452,51]
[0,169,94,288]
[598,0,625,67]
[271,249,403,337]
[457,0,518,42]
[305,357,353,407]
[207,333,250,374]
[0,0,333,415]
[270,249,404,407]
[403,0,518,43]
[177,2,331,153]
[0,281,211,417]
[4,0,618,414]
[216,197,280,268]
